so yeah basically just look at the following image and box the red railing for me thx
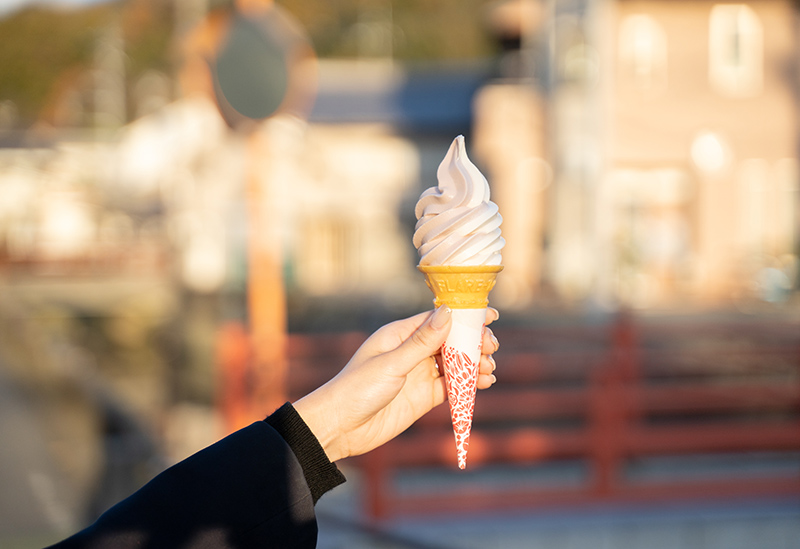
[280,313,800,519]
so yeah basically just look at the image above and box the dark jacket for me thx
[48,403,346,549]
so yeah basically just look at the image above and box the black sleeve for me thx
[47,406,345,549]
[266,402,347,503]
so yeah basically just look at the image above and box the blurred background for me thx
[0,0,799,547]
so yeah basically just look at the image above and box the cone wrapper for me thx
[418,265,502,468]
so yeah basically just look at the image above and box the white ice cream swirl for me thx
[413,135,504,266]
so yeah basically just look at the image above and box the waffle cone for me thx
[417,265,503,309]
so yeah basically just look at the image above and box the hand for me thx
[293,306,500,462]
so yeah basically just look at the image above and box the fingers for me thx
[477,373,496,390]
[486,307,499,325]
[368,310,434,354]
[478,323,498,390]
[433,354,444,378]
[385,305,452,375]
[477,353,496,390]
[478,353,496,376]
[481,326,499,356]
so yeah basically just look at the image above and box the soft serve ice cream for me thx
[413,135,504,468]
[413,135,504,267]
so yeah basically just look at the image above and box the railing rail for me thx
[275,313,800,520]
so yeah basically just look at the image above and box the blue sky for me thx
[0,0,113,18]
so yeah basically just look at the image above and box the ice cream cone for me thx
[418,265,502,468]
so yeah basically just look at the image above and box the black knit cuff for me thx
[265,402,346,504]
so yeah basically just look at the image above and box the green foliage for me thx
[0,0,496,127]
[122,0,175,78]
[0,4,117,125]
[0,0,175,128]
[279,0,496,60]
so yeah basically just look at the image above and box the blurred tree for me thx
[0,4,115,127]
[0,0,496,128]
[120,0,175,89]
[282,0,497,59]
[0,0,175,129]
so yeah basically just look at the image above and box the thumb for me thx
[388,306,452,372]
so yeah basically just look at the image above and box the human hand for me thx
[293,306,500,462]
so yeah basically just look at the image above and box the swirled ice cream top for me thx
[413,135,504,266]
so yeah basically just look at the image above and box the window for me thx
[619,14,668,91]
[709,4,763,97]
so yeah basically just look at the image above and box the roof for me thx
[310,59,493,134]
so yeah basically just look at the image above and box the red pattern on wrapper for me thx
[442,331,483,468]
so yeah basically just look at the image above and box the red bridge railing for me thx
[280,313,800,519]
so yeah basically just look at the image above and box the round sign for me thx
[214,15,288,121]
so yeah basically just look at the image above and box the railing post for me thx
[612,308,640,384]
[215,321,253,434]
[362,444,389,520]
[589,310,638,497]
[612,308,641,427]
[589,361,623,496]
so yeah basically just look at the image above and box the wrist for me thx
[265,402,346,503]
[293,388,347,462]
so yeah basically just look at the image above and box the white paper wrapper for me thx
[441,308,486,469]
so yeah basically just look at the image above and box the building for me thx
[4,0,797,318]
[474,0,799,310]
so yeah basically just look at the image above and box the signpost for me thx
[184,0,316,430]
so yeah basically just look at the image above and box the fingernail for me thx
[489,307,500,320]
[490,374,497,385]
[430,305,451,330]
[490,355,496,372]
[491,333,499,350]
